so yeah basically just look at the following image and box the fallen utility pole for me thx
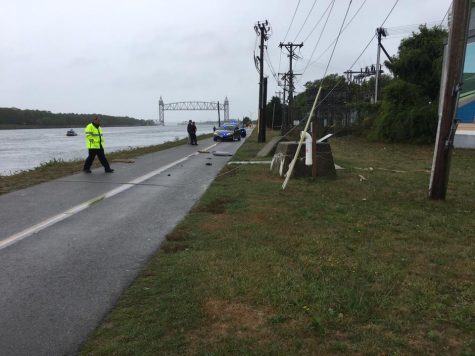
[429,0,472,200]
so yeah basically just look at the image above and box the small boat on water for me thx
[66,129,77,136]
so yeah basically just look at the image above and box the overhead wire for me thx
[285,0,401,139]
[293,0,319,42]
[300,0,368,77]
[309,0,400,111]
[278,0,302,75]
[282,0,353,189]
[440,4,450,26]
[300,0,336,77]
[302,0,335,44]
[265,47,280,84]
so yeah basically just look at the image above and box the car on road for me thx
[213,124,241,142]
[223,124,246,138]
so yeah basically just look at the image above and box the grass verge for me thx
[0,134,213,195]
[81,130,473,354]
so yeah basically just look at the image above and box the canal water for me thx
[0,125,214,175]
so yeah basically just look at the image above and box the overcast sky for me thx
[0,0,451,123]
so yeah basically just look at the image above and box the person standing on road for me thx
[191,121,198,145]
[187,120,193,145]
[83,116,114,173]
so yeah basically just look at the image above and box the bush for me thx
[369,80,438,143]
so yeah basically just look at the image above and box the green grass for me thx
[75,130,473,354]
[0,133,213,195]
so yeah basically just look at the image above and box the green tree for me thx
[265,96,282,129]
[372,25,447,143]
[242,116,251,127]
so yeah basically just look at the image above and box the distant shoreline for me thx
[0,124,159,130]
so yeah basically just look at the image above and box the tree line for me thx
[0,108,156,128]
[266,25,448,144]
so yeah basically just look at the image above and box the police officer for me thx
[83,116,114,173]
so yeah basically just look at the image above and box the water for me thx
[0,125,214,175]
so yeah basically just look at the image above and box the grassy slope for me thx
[77,130,473,354]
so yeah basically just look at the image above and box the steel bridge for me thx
[158,97,229,125]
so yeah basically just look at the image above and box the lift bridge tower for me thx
[158,97,229,126]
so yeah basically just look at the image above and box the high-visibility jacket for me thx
[85,123,104,149]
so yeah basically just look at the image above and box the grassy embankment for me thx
[81,130,474,355]
[0,134,213,195]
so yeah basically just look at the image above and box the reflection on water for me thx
[0,125,213,175]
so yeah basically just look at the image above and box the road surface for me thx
[0,136,245,355]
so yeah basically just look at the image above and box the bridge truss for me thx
[158,97,229,125]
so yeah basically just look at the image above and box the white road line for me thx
[0,144,218,251]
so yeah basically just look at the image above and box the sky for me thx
[0,0,452,123]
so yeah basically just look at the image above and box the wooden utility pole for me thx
[279,42,303,133]
[262,76,268,141]
[278,72,289,135]
[255,20,271,143]
[374,27,387,102]
[429,0,472,200]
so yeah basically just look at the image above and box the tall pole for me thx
[258,26,265,142]
[374,28,386,103]
[255,21,271,143]
[271,103,275,130]
[278,73,288,135]
[262,76,268,141]
[279,42,303,133]
[217,101,221,127]
[429,0,472,200]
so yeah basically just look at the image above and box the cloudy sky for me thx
[0,0,451,123]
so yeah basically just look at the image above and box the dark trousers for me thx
[83,148,111,171]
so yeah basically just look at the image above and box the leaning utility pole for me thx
[279,42,303,133]
[255,20,271,143]
[429,0,472,200]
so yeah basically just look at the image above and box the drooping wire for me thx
[293,0,319,42]
[253,34,260,74]
[265,47,280,84]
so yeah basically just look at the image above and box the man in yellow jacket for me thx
[83,116,114,173]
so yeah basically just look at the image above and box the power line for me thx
[300,0,368,76]
[283,0,302,42]
[265,47,279,83]
[282,0,353,190]
[279,0,302,75]
[440,4,451,26]
[301,0,336,76]
[314,0,401,109]
[293,0,319,42]
[322,1,353,78]
[302,0,334,44]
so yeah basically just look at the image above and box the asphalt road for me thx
[0,136,246,355]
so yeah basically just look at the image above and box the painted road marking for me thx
[0,143,218,251]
